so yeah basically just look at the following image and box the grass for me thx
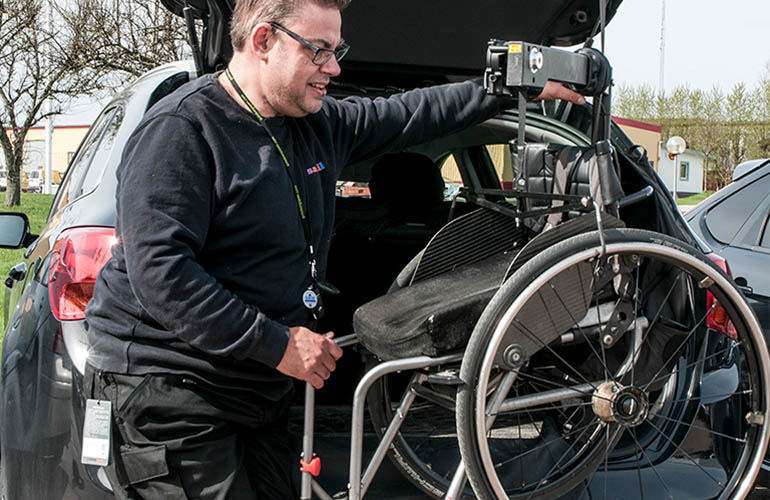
[676,191,714,206]
[0,193,55,336]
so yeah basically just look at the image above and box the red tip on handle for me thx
[299,456,321,477]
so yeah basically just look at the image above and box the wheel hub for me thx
[592,382,649,426]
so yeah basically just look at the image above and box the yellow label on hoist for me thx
[508,43,523,54]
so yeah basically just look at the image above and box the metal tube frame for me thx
[301,332,463,500]
[302,309,649,499]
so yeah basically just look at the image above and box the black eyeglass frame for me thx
[269,22,350,66]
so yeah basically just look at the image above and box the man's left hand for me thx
[535,81,586,106]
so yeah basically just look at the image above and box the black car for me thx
[1,1,768,499]
[685,159,770,337]
[685,158,770,487]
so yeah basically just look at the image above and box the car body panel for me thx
[686,160,770,336]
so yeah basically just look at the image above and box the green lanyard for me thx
[225,68,319,280]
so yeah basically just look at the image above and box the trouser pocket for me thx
[115,444,170,487]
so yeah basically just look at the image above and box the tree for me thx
[0,0,188,207]
[614,62,770,191]
[0,0,101,206]
[749,62,770,157]
[75,0,188,82]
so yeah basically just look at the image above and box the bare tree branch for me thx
[1,0,181,205]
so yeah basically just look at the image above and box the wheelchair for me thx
[299,41,770,500]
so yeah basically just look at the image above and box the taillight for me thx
[705,253,737,339]
[49,227,116,321]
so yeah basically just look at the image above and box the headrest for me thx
[368,153,445,220]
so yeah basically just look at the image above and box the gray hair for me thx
[230,0,351,51]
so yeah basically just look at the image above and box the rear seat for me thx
[321,152,449,335]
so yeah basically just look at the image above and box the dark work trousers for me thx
[85,363,300,499]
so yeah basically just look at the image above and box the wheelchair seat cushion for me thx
[353,252,514,360]
[353,213,625,361]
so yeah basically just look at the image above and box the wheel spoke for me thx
[629,427,675,500]
[537,424,609,496]
[525,423,618,500]
[631,272,683,385]
[546,268,617,383]
[664,388,752,406]
[603,423,611,500]
[653,412,747,444]
[641,301,717,392]
[631,258,642,388]
[642,342,737,391]
[513,317,600,390]
[491,418,599,474]
[644,418,727,488]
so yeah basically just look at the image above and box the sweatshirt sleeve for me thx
[115,113,289,368]
[325,78,512,167]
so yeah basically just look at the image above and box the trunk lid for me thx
[162,0,622,80]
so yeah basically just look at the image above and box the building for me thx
[613,117,711,197]
[656,142,713,197]
[2,125,90,189]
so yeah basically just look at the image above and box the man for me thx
[84,0,585,498]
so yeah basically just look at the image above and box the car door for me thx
[704,171,770,336]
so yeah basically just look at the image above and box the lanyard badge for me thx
[303,281,341,320]
[302,257,340,320]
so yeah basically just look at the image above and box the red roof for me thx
[611,116,661,133]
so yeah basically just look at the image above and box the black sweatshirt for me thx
[85,72,506,400]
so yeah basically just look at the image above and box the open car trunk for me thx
[161,0,622,80]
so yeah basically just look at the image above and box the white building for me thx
[656,142,713,197]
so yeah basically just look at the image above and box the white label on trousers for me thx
[81,399,112,466]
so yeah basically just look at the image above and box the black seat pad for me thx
[353,252,514,360]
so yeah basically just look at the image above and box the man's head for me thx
[228,0,351,117]
[231,0,350,53]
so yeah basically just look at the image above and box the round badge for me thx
[302,289,318,309]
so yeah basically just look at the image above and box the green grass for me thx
[677,191,714,206]
[0,193,55,336]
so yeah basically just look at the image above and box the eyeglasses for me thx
[269,22,350,66]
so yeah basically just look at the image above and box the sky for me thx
[602,0,770,94]
[58,0,770,125]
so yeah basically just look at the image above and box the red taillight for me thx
[49,227,116,321]
[705,253,737,339]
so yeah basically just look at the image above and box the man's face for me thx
[262,2,343,117]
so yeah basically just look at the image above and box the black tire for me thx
[457,228,770,500]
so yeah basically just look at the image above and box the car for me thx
[685,158,770,337]
[1,1,767,499]
[685,158,770,487]
[23,170,43,193]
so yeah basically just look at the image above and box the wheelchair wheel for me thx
[367,362,475,499]
[457,228,770,500]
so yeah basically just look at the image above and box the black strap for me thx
[225,68,318,279]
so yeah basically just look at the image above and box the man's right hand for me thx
[276,327,343,389]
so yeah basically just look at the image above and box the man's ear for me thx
[248,22,274,57]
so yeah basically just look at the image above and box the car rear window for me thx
[51,105,124,215]
[705,174,769,245]
[337,153,466,202]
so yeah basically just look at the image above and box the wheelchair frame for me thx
[296,37,770,500]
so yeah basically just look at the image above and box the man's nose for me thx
[320,55,341,77]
